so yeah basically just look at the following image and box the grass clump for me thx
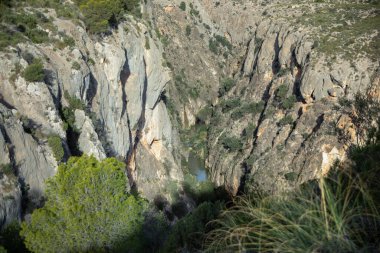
[206,166,380,252]
[22,59,45,82]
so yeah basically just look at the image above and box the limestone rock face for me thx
[0,105,56,207]
[206,20,378,195]
[74,110,106,160]
[0,127,21,229]
[145,0,379,196]
[0,15,182,229]
[0,0,378,228]
[0,172,21,229]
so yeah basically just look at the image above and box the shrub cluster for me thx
[220,98,240,113]
[218,77,235,96]
[22,59,45,82]
[209,34,232,54]
[62,90,86,131]
[231,101,264,120]
[278,115,293,126]
[74,0,140,34]
[275,84,297,110]
[220,134,243,152]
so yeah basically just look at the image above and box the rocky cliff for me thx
[0,0,378,229]
[146,0,379,195]
[0,8,183,228]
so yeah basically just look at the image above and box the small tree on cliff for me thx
[21,155,147,253]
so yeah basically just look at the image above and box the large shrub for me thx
[20,156,147,253]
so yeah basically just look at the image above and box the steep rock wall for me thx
[0,14,183,228]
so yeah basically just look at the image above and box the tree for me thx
[20,155,147,253]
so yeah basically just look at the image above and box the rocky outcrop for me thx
[145,0,379,195]
[0,122,21,229]
[0,0,378,229]
[74,109,106,160]
[206,20,378,195]
[0,11,183,229]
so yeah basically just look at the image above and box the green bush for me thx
[21,155,147,253]
[25,28,49,43]
[209,39,219,54]
[218,78,235,96]
[71,61,81,70]
[214,34,232,50]
[22,59,45,82]
[179,1,186,11]
[47,135,64,162]
[0,163,13,176]
[281,95,297,110]
[276,85,297,110]
[185,25,191,36]
[196,105,213,122]
[220,134,243,152]
[0,27,26,50]
[208,35,232,55]
[221,98,240,113]
[276,84,288,100]
[243,122,256,138]
[62,90,85,131]
[278,115,293,126]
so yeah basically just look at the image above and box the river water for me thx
[188,151,207,182]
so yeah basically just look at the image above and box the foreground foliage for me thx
[206,127,380,252]
[20,156,147,253]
